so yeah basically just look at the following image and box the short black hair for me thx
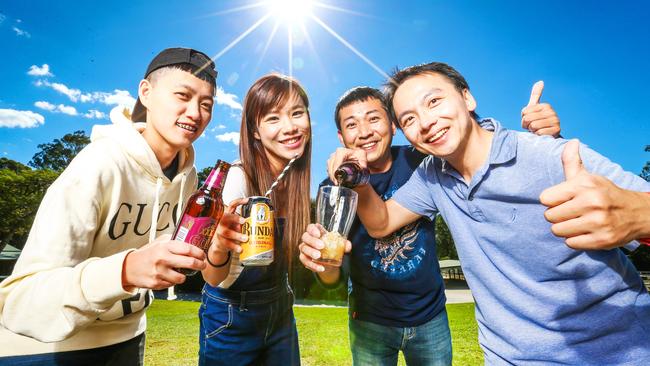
[383,62,479,127]
[147,63,216,93]
[334,86,391,131]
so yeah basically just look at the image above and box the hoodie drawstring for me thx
[149,177,163,243]
[166,173,187,302]
[177,174,187,224]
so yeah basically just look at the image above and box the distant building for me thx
[439,259,463,281]
[0,244,20,281]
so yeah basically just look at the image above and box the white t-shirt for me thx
[218,164,248,288]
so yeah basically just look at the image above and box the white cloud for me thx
[83,110,106,119]
[34,101,56,111]
[13,27,30,38]
[215,131,240,146]
[35,80,135,107]
[215,86,242,111]
[57,104,77,116]
[208,125,227,133]
[27,64,53,77]
[94,89,136,107]
[50,81,82,102]
[0,109,44,128]
[34,101,78,116]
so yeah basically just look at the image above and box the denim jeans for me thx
[0,333,145,366]
[349,309,452,366]
[198,282,300,366]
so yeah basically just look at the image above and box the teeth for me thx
[176,123,197,132]
[428,128,448,143]
[282,137,300,144]
[361,142,377,149]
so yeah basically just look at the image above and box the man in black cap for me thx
[0,47,217,365]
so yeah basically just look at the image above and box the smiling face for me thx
[392,72,477,160]
[254,91,311,172]
[338,97,395,173]
[139,68,214,156]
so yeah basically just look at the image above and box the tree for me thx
[0,165,59,250]
[29,130,90,171]
[197,166,213,188]
[628,145,650,271]
[641,145,650,182]
[435,215,457,260]
[628,246,650,271]
[0,157,29,172]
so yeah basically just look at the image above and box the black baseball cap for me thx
[131,47,218,122]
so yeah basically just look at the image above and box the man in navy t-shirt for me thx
[298,86,561,365]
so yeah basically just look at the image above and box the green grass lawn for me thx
[145,300,482,365]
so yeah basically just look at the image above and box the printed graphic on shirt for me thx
[98,288,153,321]
[108,201,180,239]
[365,183,425,278]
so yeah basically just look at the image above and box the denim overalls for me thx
[198,219,300,365]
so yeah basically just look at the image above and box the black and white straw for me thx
[265,154,299,197]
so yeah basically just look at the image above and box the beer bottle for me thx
[334,161,370,188]
[173,160,231,276]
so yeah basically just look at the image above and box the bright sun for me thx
[268,0,314,23]
[205,0,389,80]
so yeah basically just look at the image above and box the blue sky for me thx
[1,0,649,196]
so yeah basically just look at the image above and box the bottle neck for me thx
[334,161,370,187]
[203,160,231,192]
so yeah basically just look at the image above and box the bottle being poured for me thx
[334,161,370,188]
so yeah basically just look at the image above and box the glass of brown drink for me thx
[314,185,358,267]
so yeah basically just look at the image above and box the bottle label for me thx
[175,215,217,251]
[240,202,274,264]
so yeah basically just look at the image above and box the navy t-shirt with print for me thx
[321,146,446,327]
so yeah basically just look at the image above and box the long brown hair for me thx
[239,73,312,274]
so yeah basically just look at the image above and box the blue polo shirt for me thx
[392,119,650,365]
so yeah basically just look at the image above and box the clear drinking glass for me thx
[314,185,358,267]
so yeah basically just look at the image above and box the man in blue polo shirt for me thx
[326,62,650,364]
[299,85,561,365]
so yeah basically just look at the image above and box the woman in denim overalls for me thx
[198,74,312,365]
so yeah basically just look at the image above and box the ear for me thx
[391,121,397,136]
[463,89,477,113]
[138,79,153,109]
[337,130,345,146]
[253,130,261,140]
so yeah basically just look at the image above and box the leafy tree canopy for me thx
[29,130,90,171]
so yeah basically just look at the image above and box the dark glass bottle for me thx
[334,161,370,188]
[172,160,230,276]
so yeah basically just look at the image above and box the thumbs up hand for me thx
[521,81,561,137]
[540,140,649,250]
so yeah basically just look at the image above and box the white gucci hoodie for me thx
[0,107,197,356]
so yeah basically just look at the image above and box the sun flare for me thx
[268,0,314,23]
[202,0,387,80]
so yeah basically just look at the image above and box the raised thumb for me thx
[562,139,584,180]
[527,80,544,107]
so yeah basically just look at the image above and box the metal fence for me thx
[640,271,650,293]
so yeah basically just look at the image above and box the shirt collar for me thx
[439,118,517,175]
[483,118,517,165]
